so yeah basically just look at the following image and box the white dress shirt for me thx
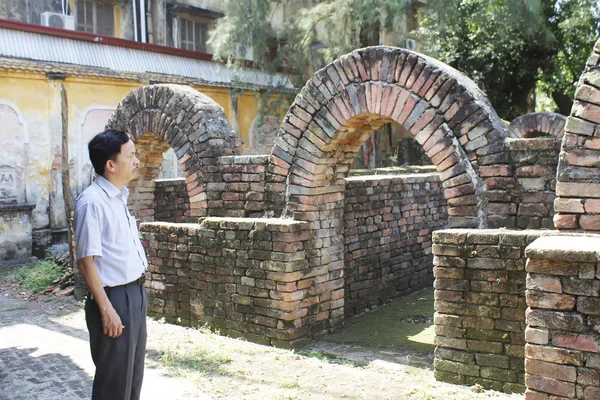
[74,175,147,287]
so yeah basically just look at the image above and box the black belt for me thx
[124,274,146,287]
[90,275,146,300]
[108,274,146,289]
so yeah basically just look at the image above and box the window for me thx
[176,17,212,53]
[76,0,114,36]
[407,4,421,34]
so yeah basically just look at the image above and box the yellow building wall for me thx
[238,93,260,149]
[0,70,264,231]
[0,71,54,229]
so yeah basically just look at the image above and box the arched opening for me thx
[106,84,241,222]
[128,132,171,222]
[352,122,431,169]
[266,45,511,339]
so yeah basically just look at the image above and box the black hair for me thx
[88,129,131,176]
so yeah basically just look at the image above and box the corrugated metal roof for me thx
[0,27,294,89]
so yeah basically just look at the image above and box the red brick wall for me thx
[344,172,447,316]
[433,229,542,393]
[154,178,191,223]
[524,235,600,399]
[141,218,322,347]
[555,39,600,231]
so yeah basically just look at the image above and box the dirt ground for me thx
[0,270,523,400]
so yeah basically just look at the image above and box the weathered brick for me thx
[526,290,575,311]
[525,344,583,366]
[434,359,480,377]
[526,274,562,293]
[552,331,599,352]
[525,374,575,398]
[580,215,600,230]
[577,296,600,315]
[526,359,577,383]
[554,198,585,214]
[526,309,586,332]
[525,327,549,345]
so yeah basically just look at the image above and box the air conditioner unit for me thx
[41,12,75,30]
[401,38,417,51]
[235,43,254,62]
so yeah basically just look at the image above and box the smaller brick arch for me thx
[107,84,241,221]
[508,112,566,139]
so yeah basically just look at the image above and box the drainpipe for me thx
[146,1,153,44]
[140,0,147,43]
[163,0,167,46]
[132,0,139,41]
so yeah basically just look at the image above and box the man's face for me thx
[113,140,139,183]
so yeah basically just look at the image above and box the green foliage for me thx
[540,0,600,114]
[158,344,232,377]
[209,0,412,116]
[419,0,600,119]
[10,260,65,293]
[210,0,600,121]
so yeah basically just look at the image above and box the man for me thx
[74,129,148,400]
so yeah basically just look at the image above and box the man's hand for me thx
[100,305,124,338]
[77,256,125,339]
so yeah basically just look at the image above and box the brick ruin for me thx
[100,41,600,397]
[508,112,566,139]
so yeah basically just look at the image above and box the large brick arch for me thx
[508,112,566,139]
[269,46,511,229]
[555,39,600,230]
[107,84,240,221]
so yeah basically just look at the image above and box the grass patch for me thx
[9,260,65,293]
[295,349,357,366]
[158,344,232,378]
[324,287,436,353]
[278,379,301,389]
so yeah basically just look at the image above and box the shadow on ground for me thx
[0,346,92,400]
[306,287,435,368]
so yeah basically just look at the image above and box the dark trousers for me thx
[85,281,147,400]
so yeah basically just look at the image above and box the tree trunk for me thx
[552,91,574,116]
[61,85,75,270]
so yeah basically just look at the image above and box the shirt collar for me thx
[95,175,129,199]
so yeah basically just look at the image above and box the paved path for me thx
[0,292,211,400]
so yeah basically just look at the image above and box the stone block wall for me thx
[205,156,271,218]
[140,217,344,347]
[555,39,600,231]
[154,178,191,223]
[524,235,600,399]
[432,229,543,393]
[481,138,560,230]
[433,230,600,396]
[508,138,560,230]
[344,172,447,316]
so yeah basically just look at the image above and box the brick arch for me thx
[508,112,566,139]
[107,84,241,221]
[269,47,511,229]
[555,38,600,231]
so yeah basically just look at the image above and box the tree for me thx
[209,0,412,115]
[541,0,600,115]
[209,0,600,121]
[419,0,600,119]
